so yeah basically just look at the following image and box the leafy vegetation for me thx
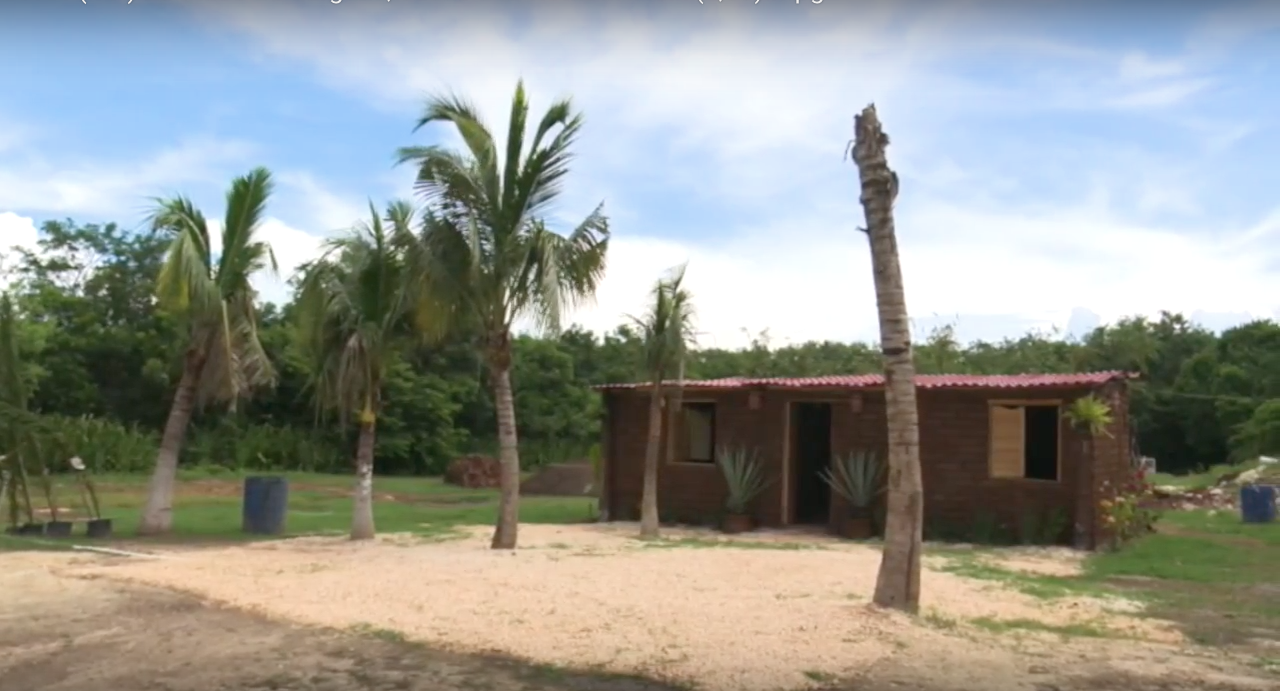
[5,219,1280,484]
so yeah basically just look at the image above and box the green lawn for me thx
[939,509,1280,649]
[1,468,597,548]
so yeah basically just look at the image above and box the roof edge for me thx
[594,370,1139,392]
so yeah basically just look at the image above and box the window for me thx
[989,403,1060,481]
[680,402,716,463]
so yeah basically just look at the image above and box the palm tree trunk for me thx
[350,418,378,541]
[490,358,521,550]
[852,104,924,613]
[639,381,664,538]
[138,349,205,536]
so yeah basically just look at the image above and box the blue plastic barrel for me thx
[242,476,289,535]
[1240,485,1277,524]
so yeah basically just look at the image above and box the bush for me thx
[184,419,346,473]
[1100,467,1162,548]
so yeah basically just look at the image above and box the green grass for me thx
[936,509,1280,649]
[640,536,827,551]
[1,469,597,549]
[969,616,1112,638]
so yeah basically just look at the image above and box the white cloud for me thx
[180,1,1280,347]
[0,212,40,287]
[207,217,325,307]
[12,1,1279,350]
[0,138,258,219]
[571,201,1280,349]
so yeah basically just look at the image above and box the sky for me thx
[1,0,1278,350]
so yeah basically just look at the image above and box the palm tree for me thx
[629,264,696,539]
[397,81,609,549]
[137,168,279,535]
[850,104,924,613]
[295,200,415,540]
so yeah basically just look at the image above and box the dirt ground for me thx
[3,525,1277,691]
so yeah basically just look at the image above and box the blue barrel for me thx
[1240,485,1277,524]
[242,476,289,535]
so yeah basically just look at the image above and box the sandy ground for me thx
[9,524,1279,691]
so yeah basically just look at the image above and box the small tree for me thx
[628,264,696,538]
[138,168,279,535]
[295,201,416,541]
[397,81,610,549]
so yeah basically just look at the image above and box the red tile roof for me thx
[596,371,1136,392]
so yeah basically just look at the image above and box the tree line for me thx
[7,223,1280,478]
[4,222,1280,483]
[3,84,1280,551]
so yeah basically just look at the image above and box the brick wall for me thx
[602,383,1130,548]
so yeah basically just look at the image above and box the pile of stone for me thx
[1150,456,1279,512]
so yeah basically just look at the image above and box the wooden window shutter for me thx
[989,405,1025,478]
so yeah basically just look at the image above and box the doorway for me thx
[792,402,833,524]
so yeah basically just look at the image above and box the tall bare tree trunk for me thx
[639,381,664,538]
[350,418,378,541]
[138,349,204,536]
[490,358,521,550]
[852,104,924,613]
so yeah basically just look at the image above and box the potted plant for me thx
[717,446,770,534]
[821,450,885,540]
[38,466,73,537]
[2,452,41,535]
[70,456,110,538]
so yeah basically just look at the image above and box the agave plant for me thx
[821,450,885,514]
[717,446,770,515]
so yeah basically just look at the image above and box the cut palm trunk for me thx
[850,104,925,613]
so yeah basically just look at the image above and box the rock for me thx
[1236,468,1264,485]
[1260,456,1278,465]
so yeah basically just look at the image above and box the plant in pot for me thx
[821,450,885,540]
[717,446,769,534]
[38,465,73,538]
[70,456,110,538]
[1,451,41,536]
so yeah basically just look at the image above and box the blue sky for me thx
[1,0,1278,349]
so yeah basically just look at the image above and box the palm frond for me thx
[294,201,414,427]
[152,169,280,409]
[397,82,608,350]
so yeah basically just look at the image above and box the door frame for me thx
[781,399,840,526]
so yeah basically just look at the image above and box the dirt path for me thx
[3,536,1276,691]
[0,553,680,691]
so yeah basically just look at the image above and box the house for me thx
[596,371,1136,549]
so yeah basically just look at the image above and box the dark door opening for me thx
[792,402,833,524]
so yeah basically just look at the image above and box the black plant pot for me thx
[16,522,45,536]
[85,518,113,539]
[44,521,73,538]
